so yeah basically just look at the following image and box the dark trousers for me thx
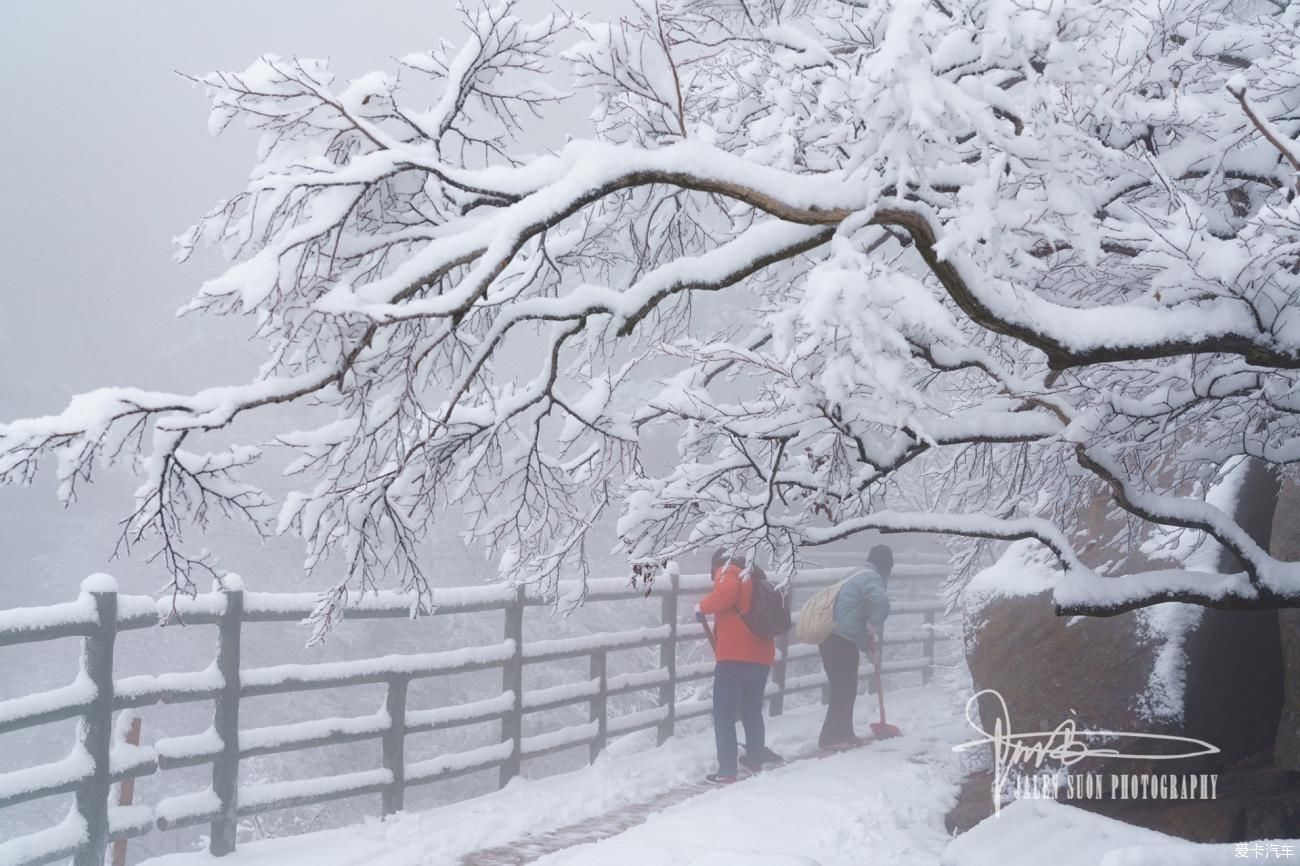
[819,633,861,747]
[712,660,769,776]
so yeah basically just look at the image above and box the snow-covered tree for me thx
[4,0,1300,632]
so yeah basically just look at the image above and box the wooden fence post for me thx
[498,587,525,788]
[74,577,117,866]
[381,676,408,814]
[210,582,243,857]
[589,650,607,763]
[922,609,935,685]
[657,569,678,744]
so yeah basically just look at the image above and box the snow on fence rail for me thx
[0,564,952,866]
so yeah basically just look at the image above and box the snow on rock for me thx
[1132,602,1204,723]
[960,539,1059,618]
[1123,460,1241,724]
[941,799,1265,866]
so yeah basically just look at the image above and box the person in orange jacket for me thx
[696,549,775,784]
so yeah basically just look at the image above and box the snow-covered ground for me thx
[134,678,1276,866]
[527,721,963,865]
[944,798,1292,866]
[138,682,973,866]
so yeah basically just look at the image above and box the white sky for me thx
[1,0,606,411]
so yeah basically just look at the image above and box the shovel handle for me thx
[696,611,717,650]
[872,644,888,726]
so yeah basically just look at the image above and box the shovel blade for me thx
[870,722,903,739]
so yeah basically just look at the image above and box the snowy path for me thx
[486,690,966,866]
[140,683,972,866]
[457,777,721,866]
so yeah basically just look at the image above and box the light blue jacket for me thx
[831,566,891,653]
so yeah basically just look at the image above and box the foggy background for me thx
[0,0,615,608]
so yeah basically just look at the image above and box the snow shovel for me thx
[869,644,903,739]
[695,612,785,764]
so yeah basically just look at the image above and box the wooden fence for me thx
[0,562,951,866]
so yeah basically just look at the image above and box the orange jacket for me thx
[698,564,776,666]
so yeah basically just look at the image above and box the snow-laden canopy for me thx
[4,0,1300,633]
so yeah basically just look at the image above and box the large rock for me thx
[1185,458,1285,764]
[1276,608,1300,772]
[962,585,1173,740]
[1270,474,1300,772]
[961,583,1287,838]
[960,584,1281,763]
[1181,607,1283,763]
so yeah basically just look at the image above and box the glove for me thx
[694,604,705,621]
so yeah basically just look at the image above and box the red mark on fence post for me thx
[111,716,142,866]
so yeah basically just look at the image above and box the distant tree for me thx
[4,0,1300,632]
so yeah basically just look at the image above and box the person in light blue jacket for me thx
[818,544,893,749]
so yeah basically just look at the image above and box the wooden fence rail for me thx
[0,561,952,866]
